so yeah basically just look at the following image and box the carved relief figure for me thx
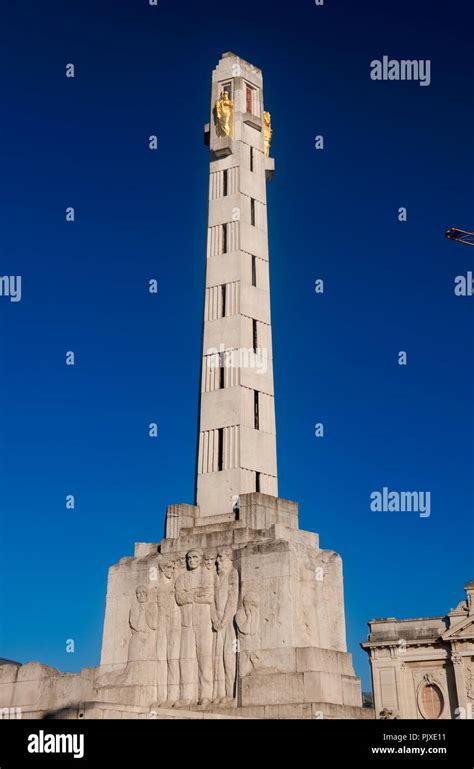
[212,549,239,704]
[263,111,272,157]
[120,585,157,686]
[379,707,399,720]
[148,557,181,706]
[175,549,214,707]
[215,91,233,137]
[235,592,260,637]
[203,551,216,571]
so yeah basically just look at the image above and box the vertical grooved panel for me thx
[205,283,240,319]
[199,432,204,474]
[202,351,243,392]
[241,468,255,493]
[241,387,253,429]
[243,252,251,284]
[207,223,238,256]
[259,392,276,434]
[256,321,272,358]
[257,257,269,290]
[206,430,211,473]
[201,431,207,474]
[224,426,230,470]
[213,429,219,472]
[260,473,277,495]
[209,168,239,200]
[230,425,234,469]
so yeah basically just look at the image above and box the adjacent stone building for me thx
[361,580,474,719]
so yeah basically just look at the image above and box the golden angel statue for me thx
[263,111,272,157]
[215,91,234,137]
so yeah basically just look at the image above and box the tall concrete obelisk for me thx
[94,53,366,720]
[0,53,370,721]
[196,52,278,519]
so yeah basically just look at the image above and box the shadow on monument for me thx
[42,703,87,720]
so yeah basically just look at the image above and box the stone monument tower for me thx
[96,53,367,718]
[0,53,370,720]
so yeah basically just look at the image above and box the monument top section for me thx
[196,53,277,519]
[218,51,262,75]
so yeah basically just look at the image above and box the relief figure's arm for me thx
[175,585,193,606]
[194,586,214,605]
[129,608,138,632]
[222,573,239,625]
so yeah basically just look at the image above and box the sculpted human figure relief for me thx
[119,585,157,687]
[379,707,399,720]
[215,90,233,137]
[148,557,181,707]
[128,586,156,661]
[174,549,214,707]
[263,110,272,157]
[235,593,260,637]
[203,551,216,571]
[212,549,239,704]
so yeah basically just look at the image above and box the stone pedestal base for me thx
[0,494,373,720]
[95,493,367,718]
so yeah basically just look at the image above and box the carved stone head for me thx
[135,586,148,603]
[203,551,216,571]
[159,558,175,581]
[186,549,203,571]
[216,549,232,574]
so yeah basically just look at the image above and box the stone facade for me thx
[361,580,474,720]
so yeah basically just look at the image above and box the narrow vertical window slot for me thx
[223,169,228,197]
[251,255,257,287]
[250,198,255,226]
[221,284,226,317]
[252,319,258,353]
[250,146,254,172]
[254,390,259,430]
[217,428,224,471]
[256,472,261,493]
[219,352,225,390]
[222,223,228,253]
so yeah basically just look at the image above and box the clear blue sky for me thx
[0,0,472,691]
